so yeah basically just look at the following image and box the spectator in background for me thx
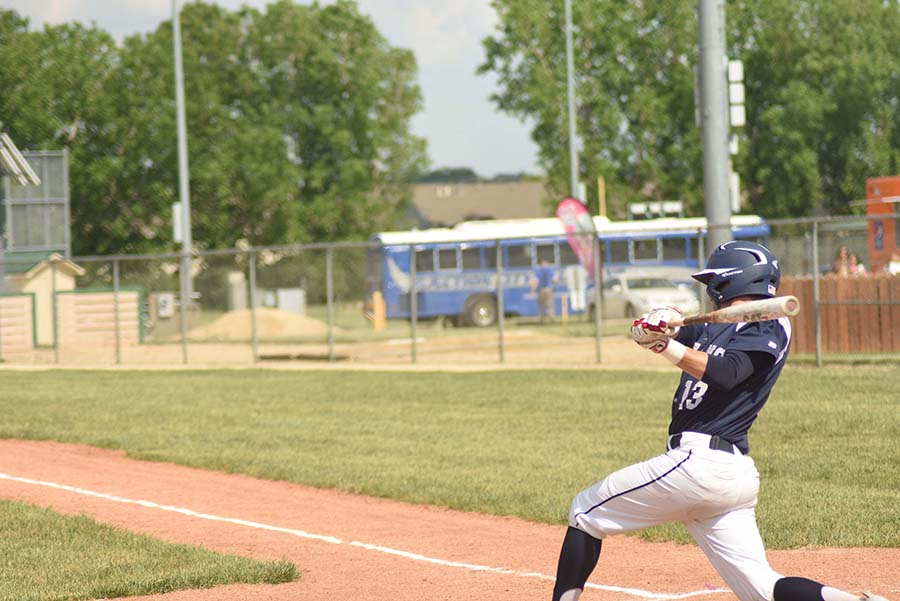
[849,252,867,275]
[885,252,900,275]
[532,259,558,323]
[831,245,851,276]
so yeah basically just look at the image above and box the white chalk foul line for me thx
[0,472,729,600]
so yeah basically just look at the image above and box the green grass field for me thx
[0,499,296,601]
[1,365,898,554]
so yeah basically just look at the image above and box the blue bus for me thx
[366,215,769,327]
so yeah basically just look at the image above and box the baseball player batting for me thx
[550,241,889,601]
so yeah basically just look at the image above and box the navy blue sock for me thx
[773,577,826,601]
[551,526,602,601]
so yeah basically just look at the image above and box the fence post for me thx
[409,244,417,364]
[812,220,822,367]
[179,254,188,365]
[0,269,4,363]
[495,239,505,363]
[51,259,59,365]
[696,228,707,312]
[326,247,335,362]
[249,251,258,363]
[113,259,121,365]
[593,235,603,363]
[0,253,4,362]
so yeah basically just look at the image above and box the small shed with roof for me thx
[3,251,85,346]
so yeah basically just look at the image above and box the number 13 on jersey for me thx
[676,379,708,410]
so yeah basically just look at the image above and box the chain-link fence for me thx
[767,215,900,366]
[0,215,896,368]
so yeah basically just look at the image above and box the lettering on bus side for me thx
[415,272,533,291]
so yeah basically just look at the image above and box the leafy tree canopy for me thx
[480,0,900,218]
[0,0,426,256]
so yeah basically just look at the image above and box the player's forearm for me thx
[675,347,708,380]
[656,339,706,379]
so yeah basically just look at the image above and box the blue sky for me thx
[5,0,542,178]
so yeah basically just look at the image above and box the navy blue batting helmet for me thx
[692,241,781,304]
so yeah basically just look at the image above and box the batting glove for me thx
[631,317,669,352]
[644,306,682,338]
[631,306,682,353]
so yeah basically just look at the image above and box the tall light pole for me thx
[564,0,579,199]
[697,0,732,251]
[172,0,193,302]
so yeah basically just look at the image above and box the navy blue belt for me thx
[668,433,736,454]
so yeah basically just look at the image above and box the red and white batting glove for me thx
[644,306,682,337]
[631,318,670,353]
[631,306,682,354]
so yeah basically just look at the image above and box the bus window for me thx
[609,240,629,263]
[662,237,688,261]
[437,248,458,270]
[559,243,580,265]
[485,245,498,269]
[461,247,482,270]
[415,249,434,272]
[536,243,556,264]
[633,238,659,261]
[506,244,532,268]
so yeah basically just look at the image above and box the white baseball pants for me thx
[568,431,783,601]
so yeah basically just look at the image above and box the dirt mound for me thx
[187,308,342,341]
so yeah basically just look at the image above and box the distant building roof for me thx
[408,181,551,227]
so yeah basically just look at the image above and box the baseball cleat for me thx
[859,592,889,601]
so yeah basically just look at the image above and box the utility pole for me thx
[173,0,193,303]
[564,0,579,199]
[697,0,732,251]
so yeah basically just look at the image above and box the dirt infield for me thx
[0,440,896,601]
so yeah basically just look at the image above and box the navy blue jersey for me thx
[668,318,792,454]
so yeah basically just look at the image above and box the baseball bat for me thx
[671,295,800,327]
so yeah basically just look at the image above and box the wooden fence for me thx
[780,275,900,354]
[55,290,142,348]
[0,294,36,353]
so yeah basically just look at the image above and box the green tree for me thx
[242,0,426,243]
[0,12,124,255]
[0,13,118,150]
[731,0,900,216]
[0,0,426,256]
[480,0,701,219]
[480,0,900,218]
[81,1,297,255]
